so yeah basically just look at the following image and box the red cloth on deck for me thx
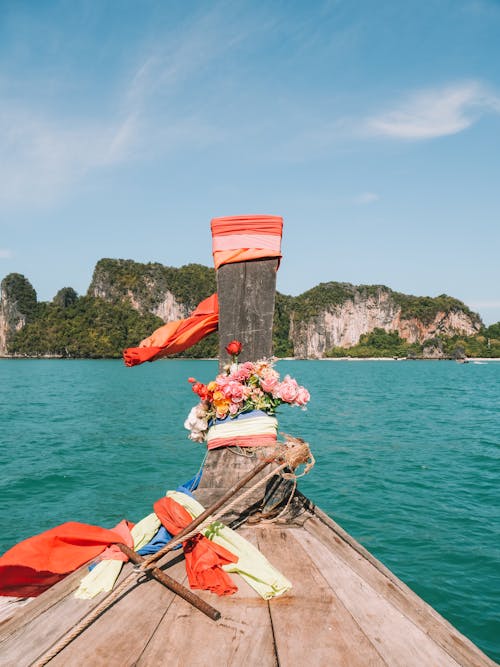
[153,496,238,596]
[123,294,219,367]
[0,520,133,598]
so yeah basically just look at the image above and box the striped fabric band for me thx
[206,413,278,450]
[210,215,283,271]
[212,233,281,252]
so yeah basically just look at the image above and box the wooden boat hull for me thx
[0,490,495,667]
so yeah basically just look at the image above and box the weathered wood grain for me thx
[0,579,103,667]
[216,258,278,367]
[256,526,387,666]
[293,527,462,667]
[47,555,188,667]
[0,553,181,667]
[304,511,496,667]
[0,564,90,641]
[136,528,277,667]
[198,445,277,489]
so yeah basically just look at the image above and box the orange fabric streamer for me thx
[154,496,238,596]
[122,214,283,366]
[0,520,133,598]
[211,215,283,270]
[123,294,219,367]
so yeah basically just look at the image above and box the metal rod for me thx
[117,543,221,621]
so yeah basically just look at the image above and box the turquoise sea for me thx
[0,359,499,661]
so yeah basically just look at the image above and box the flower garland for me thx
[184,340,310,443]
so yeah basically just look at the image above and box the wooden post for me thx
[196,256,279,497]
[217,258,278,368]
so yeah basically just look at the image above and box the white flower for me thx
[184,403,209,443]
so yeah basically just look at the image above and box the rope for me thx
[227,445,259,458]
[32,436,313,665]
[31,574,136,667]
[139,436,313,566]
[260,478,297,524]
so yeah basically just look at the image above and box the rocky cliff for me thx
[0,260,487,358]
[0,274,37,356]
[289,283,482,358]
[88,258,215,322]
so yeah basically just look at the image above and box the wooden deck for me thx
[0,480,495,666]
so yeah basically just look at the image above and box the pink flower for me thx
[295,386,310,406]
[251,387,264,400]
[231,361,254,382]
[276,376,299,403]
[261,375,279,393]
[223,380,248,403]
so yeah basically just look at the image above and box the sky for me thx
[1,0,499,324]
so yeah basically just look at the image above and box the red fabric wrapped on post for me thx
[210,215,283,270]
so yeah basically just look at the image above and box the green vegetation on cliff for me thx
[438,328,500,358]
[327,329,422,358]
[326,327,500,358]
[90,259,216,313]
[1,273,38,322]
[273,293,294,357]
[1,263,497,359]
[292,282,377,322]
[392,292,479,325]
[10,295,164,358]
[292,282,480,327]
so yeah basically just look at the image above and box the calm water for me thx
[0,359,499,661]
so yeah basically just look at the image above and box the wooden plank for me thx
[48,554,188,667]
[0,598,32,626]
[0,563,91,641]
[0,554,181,667]
[293,527,462,667]
[256,526,387,666]
[0,583,101,667]
[197,442,277,491]
[137,528,277,667]
[304,512,496,667]
[216,258,278,366]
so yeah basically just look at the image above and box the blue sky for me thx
[1,0,499,324]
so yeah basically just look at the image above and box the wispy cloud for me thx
[353,192,379,205]
[0,105,137,207]
[0,248,13,259]
[0,5,253,209]
[364,81,500,140]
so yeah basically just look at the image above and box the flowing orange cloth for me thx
[211,215,283,270]
[122,215,283,366]
[154,497,238,596]
[0,520,133,598]
[123,294,219,367]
